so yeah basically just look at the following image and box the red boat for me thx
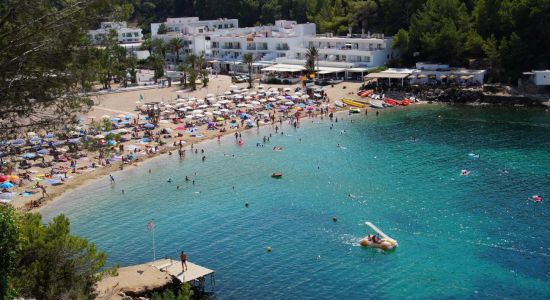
[357,89,374,97]
[384,98,398,106]
[271,173,283,178]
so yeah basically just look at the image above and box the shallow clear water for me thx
[41,105,550,299]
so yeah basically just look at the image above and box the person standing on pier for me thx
[180,251,188,272]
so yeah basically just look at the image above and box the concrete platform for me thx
[152,258,215,283]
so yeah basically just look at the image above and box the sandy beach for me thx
[5,76,376,211]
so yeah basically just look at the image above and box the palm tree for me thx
[169,38,185,63]
[152,38,167,59]
[197,54,209,87]
[183,54,198,90]
[140,36,153,55]
[305,46,319,79]
[177,64,189,88]
[242,53,254,88]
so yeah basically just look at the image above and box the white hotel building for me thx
[151,17,397,80]
[88,22,143,44]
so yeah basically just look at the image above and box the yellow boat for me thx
[359,222,398,251]
[341,98,365,108]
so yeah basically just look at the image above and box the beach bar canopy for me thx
[261,64,305,72]
[365,72,411,87]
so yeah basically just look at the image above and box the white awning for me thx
[261,64,305,72]
[365,72,411,79]
[347,67,371,72]
[317,67,347,74]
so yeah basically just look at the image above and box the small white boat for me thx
[334,100,345,108]
[369,100,385,109]
[349,108,361,114]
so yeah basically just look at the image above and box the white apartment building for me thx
[88,22,143,44]
[152,17,396,79]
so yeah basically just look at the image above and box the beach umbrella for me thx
[0,175,7,182]
[27,131,37,137]
[192,109,204,114]
[259,99,267,103]
[206,93,215,98]
[159,120,170,124]
[194,114,205,118]
[204,112,213,116]
[119,121,130,126]
[220,108,230,113]
[184,115,194,119]
[175,126,186,131]
[239,113,249,119]
[107,140,117,146]
[144,123,155,129]
[268,97,276,102]
[0,182,14,189]
[111,117,121,122]
[224,91,232,95]
[7,175,19,182]
[116,128,129,134]
[37,149,50,155]
[11,139,25,146]
[237,103,246,107]
[188,97,197,101]
[29,136,42,144]
[251,100,261,105]
[198,104,208,109]
[44,133,55,139]
[22,153,36,159]
[94,134,105,139]
[301,95,310,100]
[285,101,295,106]
[258,85,265,89]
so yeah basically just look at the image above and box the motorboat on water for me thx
[349,108,361,114]
[341,98,366,108]
[360,222,398,251]
[369,100,385,109]
[530,195,543,202]
[271,173,283,178]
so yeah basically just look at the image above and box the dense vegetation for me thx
[0,206,109,299]
[0,0,131,139]
[128,0,550,83]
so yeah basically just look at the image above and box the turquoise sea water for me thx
[41,105,550,299]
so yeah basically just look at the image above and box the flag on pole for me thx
[147,219,154,231]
